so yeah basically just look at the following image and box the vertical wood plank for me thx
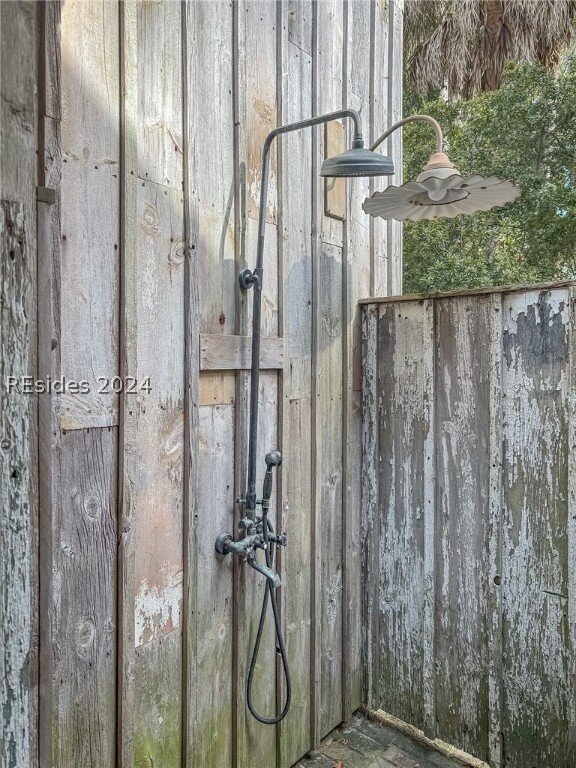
[184,1,236,764]
[344,0,374,719]
[386,0,403,294]
[1,205,36,768]
[189,0,235,338]
[318,241,344,738]
[310,2,322,748]
[278,4,314,764]
[181,1,199,765]
[137,0,183,190]
[312,0,346,744]
[132,6,185,767]
[193,404,235,766]
[370,0,389,296]
[60,0,121,392]
[181,30,198,768]
[233,1,250,763]
[434,296,491,760]
[501,289,574,768]
[487,294,503,767]
[52,3,121,766]
[377,300,433,729]
[567,287,576,765]
[235,3,279,765]
[132,181,185,768]
[361,304,379,708]
[317,0,344,250]
[57,429,119,767]
[118,1,138,765]
[1,8,38,768]
[422,299,436,738]
[38,6,62,766]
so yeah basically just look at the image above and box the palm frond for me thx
[405,0,576,97]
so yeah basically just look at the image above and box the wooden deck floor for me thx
[294,714,466,768]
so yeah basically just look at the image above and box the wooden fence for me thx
[1,2,404,767]
[361,283,576,768]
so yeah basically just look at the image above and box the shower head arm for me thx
[242,109,363,290]
[242,109,364,513]
[370,114,444,154]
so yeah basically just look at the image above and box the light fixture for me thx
[362,114,520,221]
[215,108,394,727]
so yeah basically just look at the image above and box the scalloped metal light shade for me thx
[362,173,520,221]
[320,147,395,177]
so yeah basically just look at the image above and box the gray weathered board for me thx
[1,4,38,768]
[21,2,404,768]
[361,283,576,768]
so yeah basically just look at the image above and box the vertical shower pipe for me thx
[241,108,365,513]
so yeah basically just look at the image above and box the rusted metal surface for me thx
[362,284,576,768]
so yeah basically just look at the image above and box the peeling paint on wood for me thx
[363,285,576,768]
[1,200,35,768]
[375,299,434,730]
[135,572,183,647]
[501,289,575,767]
[434,296,491,760]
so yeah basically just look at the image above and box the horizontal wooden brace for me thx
[199,333,283,371]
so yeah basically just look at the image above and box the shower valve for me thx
[214,531,281,589]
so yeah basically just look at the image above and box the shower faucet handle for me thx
[268,532,287,547]
[265,450,282,468]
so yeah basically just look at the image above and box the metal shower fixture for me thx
[215,108,394,727]
[363,114,520,220]
[320,143,395,177]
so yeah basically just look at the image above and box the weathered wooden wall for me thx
[361,283,576,768]
[29,2,403,768]
[1,3,38,768]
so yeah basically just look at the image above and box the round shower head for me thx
[320,146,395,178]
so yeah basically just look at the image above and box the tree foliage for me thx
[403,54,576,294]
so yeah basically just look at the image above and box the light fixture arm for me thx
[370,114,444,154]
[240,109,363,512]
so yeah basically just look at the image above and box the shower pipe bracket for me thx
[239,267,260,290]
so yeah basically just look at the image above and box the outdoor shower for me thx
[214,109,394,725]
[214,109,520,725]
